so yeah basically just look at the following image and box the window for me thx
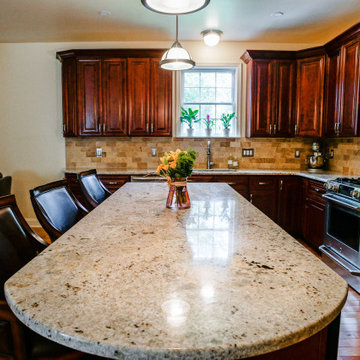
[179,67,238,137]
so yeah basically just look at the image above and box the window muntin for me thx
[180,67,238,137]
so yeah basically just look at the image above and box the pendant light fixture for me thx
[159,16,195,71]
[141,0,210,15]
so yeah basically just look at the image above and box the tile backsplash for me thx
[326,138,360,176]
[66,137,314,171]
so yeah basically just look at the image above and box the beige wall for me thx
[0,40,319,222]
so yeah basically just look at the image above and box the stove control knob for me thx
[351,189,360,199]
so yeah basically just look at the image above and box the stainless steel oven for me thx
[320,180,360,293]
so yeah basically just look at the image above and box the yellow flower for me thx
[170,161,177,169]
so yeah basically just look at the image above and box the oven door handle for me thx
[319,245,360,276]
[322,193,360,211]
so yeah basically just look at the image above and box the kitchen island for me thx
[5,183,347,359]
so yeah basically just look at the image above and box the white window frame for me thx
[176,66,239,138]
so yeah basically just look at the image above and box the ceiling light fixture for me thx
[201,29,223,47]
[99,10,111,17]
[160,16,195,71]
[141,0,210,15]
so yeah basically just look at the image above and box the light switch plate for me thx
[96,148,102,158]
[295,149,301,158]
[151,148,157,157]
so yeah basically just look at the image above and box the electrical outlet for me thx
[330,149,334,159]
[242,148,254,157]
[151,148,157,157]
[96,148,102,158]
[295,149,301,158]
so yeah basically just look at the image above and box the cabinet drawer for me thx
[99,175,129,193]
[307,180,326,204]
[249,176,277,191]
[188,176,214,182]
[213,175,249,186]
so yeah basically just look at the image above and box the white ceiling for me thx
[0,0,359,43]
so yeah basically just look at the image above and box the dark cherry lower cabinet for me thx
[277,176,301,235]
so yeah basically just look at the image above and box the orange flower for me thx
[170,161,177,169]
[163,164,169,171]
[156,164,163,174]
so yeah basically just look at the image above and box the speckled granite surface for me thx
[5,183,347,359]
[65,168,343,183]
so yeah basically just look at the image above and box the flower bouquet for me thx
[156,149,197,209]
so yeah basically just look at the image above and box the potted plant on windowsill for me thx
[202,114,215,137]
[180,107,200,137]
[220,112,236,137]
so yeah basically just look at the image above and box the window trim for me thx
[175,65,240,138]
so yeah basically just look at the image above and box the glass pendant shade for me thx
[141,0,210,15]
[160,41,195,70]
[159,16,195,71]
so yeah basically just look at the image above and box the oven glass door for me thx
[325,198,360,265]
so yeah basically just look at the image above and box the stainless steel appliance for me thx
[306,142,327,171]
[320,178,360,293]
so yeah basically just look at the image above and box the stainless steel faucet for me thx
[207,141,215,169]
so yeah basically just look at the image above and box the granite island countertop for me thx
[64,168,344,183]
[5,183,348,359]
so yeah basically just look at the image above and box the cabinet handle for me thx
[146,123,149,133]
[258,182,269,185]
[103,123,106,132]
[314,188,320,192]
[151,123,154,133]
[280,180,283,191]
[269,124,272,135]
[294,124,298,135]
[273,124,277,135]
[63,124,66,133]
[250,193,253,203]
[108,181,118,185]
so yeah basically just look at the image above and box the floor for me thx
[34,228,360,360]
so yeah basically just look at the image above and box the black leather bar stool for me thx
[30,179,88,242]
[0,195,85,360]
[78,169,111,209]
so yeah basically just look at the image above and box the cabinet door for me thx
[250,192,278,221]
[247,60,274,137]
[77,59,102,136]
[338,38,360,137]
[128,58,150,136]
[277,176,301,235]
[325,52,341,137]
[274,60,295,137]
[61,58,77,136]
[304,199,325,251]
[295,56,325,137]
[102,59,127,136]
[150,59,172,136]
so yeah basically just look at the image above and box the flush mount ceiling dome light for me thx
[141,0,210,15]
[160,16,195,71]
[201,29,223,47]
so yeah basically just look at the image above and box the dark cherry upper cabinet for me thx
[127,58,150,136]
[102,58,127,136]
[150,59,172,136]
[338,38,360,136]
[77,59,102,136]
[274,60,296,137]
[295,55,325,137]
[56,49,172,137]
[325,24,360,138]
[241,52,295,138]
[244,58,274,137]
[61,58,77,136]
[324,50,341,137]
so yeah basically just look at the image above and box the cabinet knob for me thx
[250,193,253,203]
